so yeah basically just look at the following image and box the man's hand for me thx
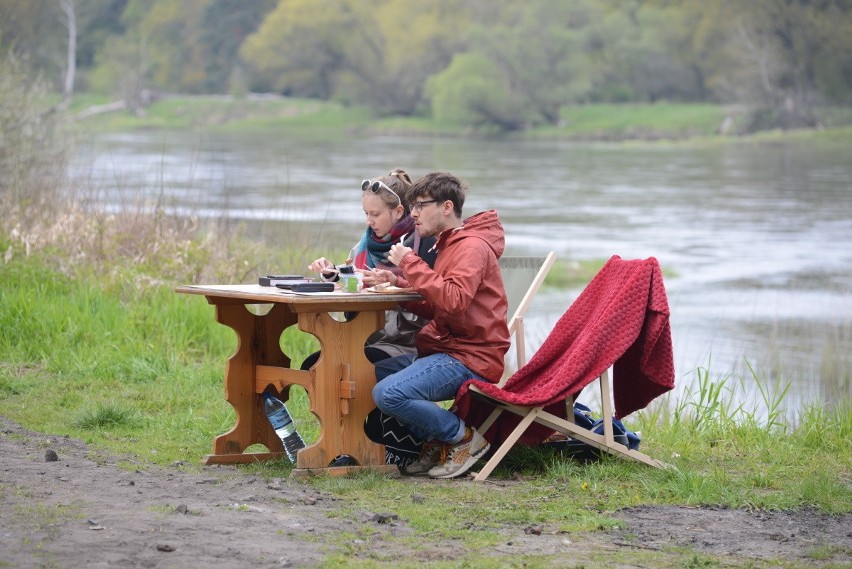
[387,243,412,266]
[361,269,382,287]
[363,269,397,287]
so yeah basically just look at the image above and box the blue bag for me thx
[544,402,641,460]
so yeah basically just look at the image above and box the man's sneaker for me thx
[401,440,447,476]
[428,427,490,479]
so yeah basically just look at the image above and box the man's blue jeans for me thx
[372,353,485,444]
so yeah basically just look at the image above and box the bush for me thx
[0,53,70,206]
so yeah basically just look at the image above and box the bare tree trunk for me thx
[59,0,76,108]
[736,20,775,106]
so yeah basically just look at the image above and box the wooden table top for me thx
[176,283,421,311]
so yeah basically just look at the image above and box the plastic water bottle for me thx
[262,392,305,463]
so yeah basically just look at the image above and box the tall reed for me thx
[0,54,70,205]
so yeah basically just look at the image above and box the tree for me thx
[130,0,209,92]
[0,0,66,87]
[494,1,603,122]
[725,0,852,128]
[198,0,276,93]
[345,0,473,115]
[58,0,76,106]
[241,0,474,115]
[677,0,852,128]
[605,3,705,102]
[427,52,527,131]
[240,0,356,98]
[677,0,737,102]
[813,1,852,103]
[0,53,69,202]
[430,0,605,128]
[4,0,851,129]
[74,0,129,69]
[90,31,148,111]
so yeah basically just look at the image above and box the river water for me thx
[71,130,852,419]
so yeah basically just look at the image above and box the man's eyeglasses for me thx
[410,199,439,212]
[361,179,401,206]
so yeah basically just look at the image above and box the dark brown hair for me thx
[409,172,466,217]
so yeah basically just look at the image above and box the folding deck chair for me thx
[454,255,675,481]
[499,252,558,381]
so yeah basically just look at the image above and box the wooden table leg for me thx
[203,302,296,465]
[294,310,392,472]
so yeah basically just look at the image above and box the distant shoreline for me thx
[67,93,852,144]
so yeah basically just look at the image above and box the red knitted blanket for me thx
[453,255,675,443]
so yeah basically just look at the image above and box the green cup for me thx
[342,273,362,292]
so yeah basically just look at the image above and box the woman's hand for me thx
[308,257,339,280]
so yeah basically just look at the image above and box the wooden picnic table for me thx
[175,283,420,476]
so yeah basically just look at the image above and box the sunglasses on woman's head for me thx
[361,179,402,206]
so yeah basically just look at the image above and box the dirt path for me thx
[2,416,849,568]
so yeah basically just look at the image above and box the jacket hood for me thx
[437,209,505,259]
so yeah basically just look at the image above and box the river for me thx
[71,130,852,420]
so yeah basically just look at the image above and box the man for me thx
[372,172,510,479]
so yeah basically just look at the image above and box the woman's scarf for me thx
[352,216,415,271]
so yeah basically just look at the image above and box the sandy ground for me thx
[2,416,849,568]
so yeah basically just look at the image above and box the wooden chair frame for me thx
[499,252,557,386]
[470,368,666,481]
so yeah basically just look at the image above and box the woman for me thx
[305,168,437,364]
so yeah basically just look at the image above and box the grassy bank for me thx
[69,93,852,142]
[0,238,850,567]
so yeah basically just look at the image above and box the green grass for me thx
[68,94,852,143]
[71,94,374,135]
[1,231,850,567]
[543,258,608,289]
[1,247,849,508]
[543,257,677,290]
[548,103,729,140]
